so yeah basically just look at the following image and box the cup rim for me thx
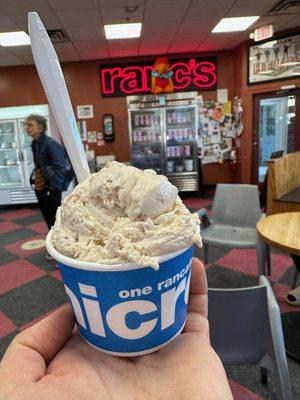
[46,230,191,272]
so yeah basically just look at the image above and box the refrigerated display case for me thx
[0,105,50,205]
[127,92,199,191]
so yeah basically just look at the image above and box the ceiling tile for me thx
[226,0,280,17]
[58,53,81,62]
[138,48,161,56]
[147,0,189,5]
[0,0,52,15]
[65,26,104,41]
[6,45,32,56]
[51,42,81,62]
[197,32,240,51]
[19,54,34,64]
[144,4,188,23]
[98,0,145,7]
[199,32,241,50]
[175,20,212,36]
[170,33,207,49]
[73,39,107,52]
[198,42,225,52]
[167,41,199,53]
[0,46,14,56]
[101,6,144,24]
[142,19,181,37]
[53,42,77,52]
[11,11,62,31]
[78,48,109,60]
[139,35,173,48]
[184,0,234,21]
[0,55,24,66]
[57,10,101,28]
[251,14,295,30]
[0,15,20,31]
[281,15,300,30]
[49,0,98,12]
[108,38,139,57]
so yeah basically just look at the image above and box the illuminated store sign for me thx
[99,57,217,97]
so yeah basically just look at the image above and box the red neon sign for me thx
[100,57,217,97]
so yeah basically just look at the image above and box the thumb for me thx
[0,303,74,384]
[183,257,209,337]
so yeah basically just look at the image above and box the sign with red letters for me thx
[99,57,217,97]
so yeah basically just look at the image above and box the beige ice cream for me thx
[51,161,202,269]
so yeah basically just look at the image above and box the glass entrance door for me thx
[258,96,295,182]
[252,91,298,184]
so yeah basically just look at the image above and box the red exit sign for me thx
[253,24,273,42]
[99,57,217,97]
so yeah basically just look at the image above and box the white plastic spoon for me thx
[28,12,90,183]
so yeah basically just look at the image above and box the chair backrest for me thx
[212,184,261,227]
[208,285,270,365]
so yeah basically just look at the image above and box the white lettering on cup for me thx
[64,284,86,329]
[161,277,187,330]
[184,270,191,305]
[119,290,130,299]
[79,284,106,336]
[82,297,105,336]
[106,300,158,339]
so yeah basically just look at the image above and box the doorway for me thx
[252,90,300,184]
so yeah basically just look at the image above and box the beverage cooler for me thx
[0,105,50,205]
[127,92,199,191]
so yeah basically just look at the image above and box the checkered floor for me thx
[0,198,299,400]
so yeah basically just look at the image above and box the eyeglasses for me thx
[25,122,37,127]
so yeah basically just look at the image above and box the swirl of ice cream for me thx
[51,161,202,269]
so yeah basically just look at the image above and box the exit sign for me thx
[253,25,273,42]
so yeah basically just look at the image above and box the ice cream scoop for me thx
[51,161,201,269]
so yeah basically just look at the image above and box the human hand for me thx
[0,258,232,400]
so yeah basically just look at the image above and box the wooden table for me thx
[257,212,300,362]
[257,212,300,256]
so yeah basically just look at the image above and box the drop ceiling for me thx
[0,0,299,66]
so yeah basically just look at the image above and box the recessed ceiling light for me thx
[104,23,142,39]
[0,31,30,46]
[212,16,259,33]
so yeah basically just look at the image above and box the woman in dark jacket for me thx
[26,114,70,234]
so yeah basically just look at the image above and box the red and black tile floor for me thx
[0,200,299,400]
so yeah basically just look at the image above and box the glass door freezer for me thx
[127,92,199,192]
[165,105,198,191]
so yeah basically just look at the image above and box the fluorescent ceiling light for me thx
[0,31,30,46]
[104,23,142,39]
[212,16,259,33]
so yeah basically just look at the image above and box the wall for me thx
[0,51,235,182]
[0,61,129,161]
[234,35,300,184]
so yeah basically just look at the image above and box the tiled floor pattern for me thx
[0,201,299,400]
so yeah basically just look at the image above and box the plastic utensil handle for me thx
[28,12,90,183]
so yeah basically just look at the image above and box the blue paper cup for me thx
[46,231,193,356]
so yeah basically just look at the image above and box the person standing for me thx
[26,114,71,238]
